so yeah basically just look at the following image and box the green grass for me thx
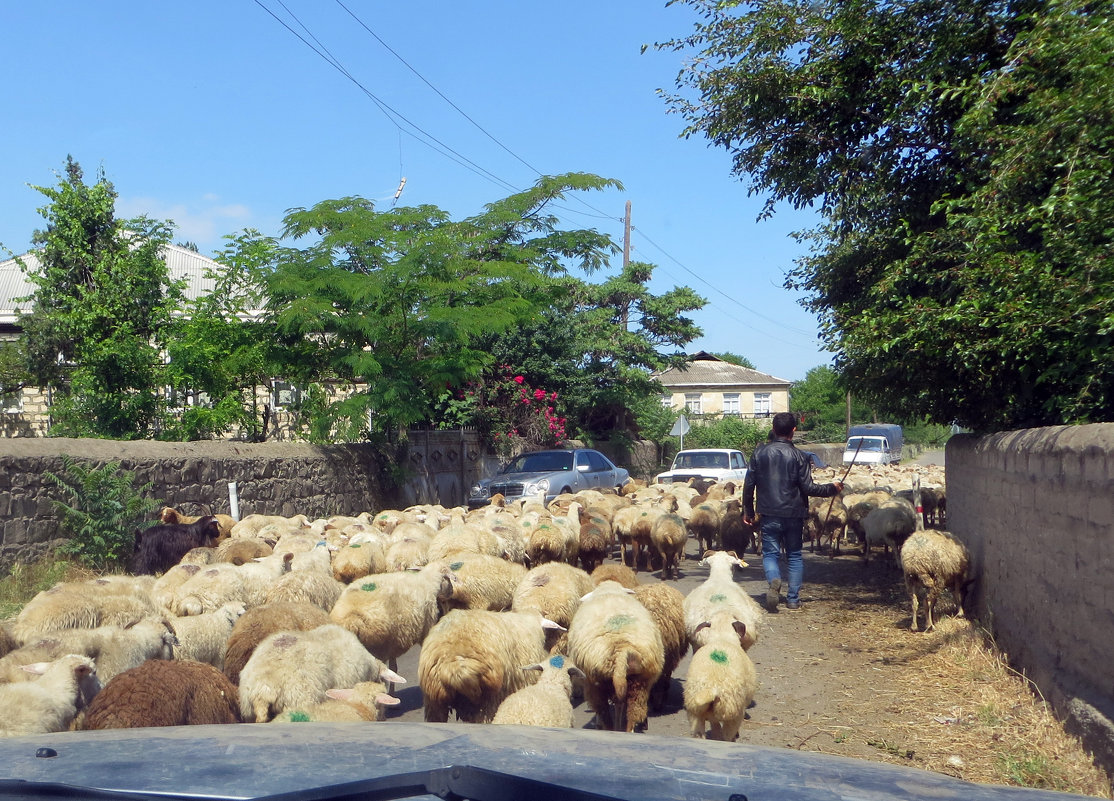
[998,749,1071,791]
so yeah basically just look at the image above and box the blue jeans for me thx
[761,515,804,604]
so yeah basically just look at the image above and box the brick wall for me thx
[948,425,1114,771]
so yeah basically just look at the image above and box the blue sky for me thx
[1,1,831,380]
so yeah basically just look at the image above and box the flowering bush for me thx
[439,366,567,457]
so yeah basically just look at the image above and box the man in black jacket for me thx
[743,412,842,611]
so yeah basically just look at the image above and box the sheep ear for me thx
[732,620,748,644]
[375,693,401,706]
[21,662,49,676]
[693,622,711,635]
[579,589,595,602]
[325,688,352,701]
[726,550,739,560]
[701,549,716,560]
[380,668,407,685]
[540,617,566,632]
[568,666,586,680]
[521,663,545,672]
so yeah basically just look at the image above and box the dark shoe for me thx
[765,579,782,612]
[786,600,802,611]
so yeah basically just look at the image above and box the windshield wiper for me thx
[0,766,627,801]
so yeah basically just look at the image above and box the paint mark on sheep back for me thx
[531,574,551,587]
[549,654,565,668]
[449,562,464,571]
[273,634,299,649]
[710,650,728,664]
[350,544,362,549]
[361,582,378,592]
[289,711,311,722]
[710,593,727,602]
[607,615,635,631]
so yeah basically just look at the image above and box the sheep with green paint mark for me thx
[683,550,763,652]
[566,580,664,732]
[491,654,585,727]
[683,610,758,741]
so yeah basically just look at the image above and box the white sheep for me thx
[331,535,388,584]
[901,529,970,632]
[684,610,758,741]
[238,623,405,723]
[418,608,559,723]
[683,550,762,652]
[329,562,454,676]
[263,569,345,611]
[650,510,688,580]
[511,561,595,654]
[12,578,159,644]
[0,618,178,685]
[491,654,585,727]
[168,602,246,669]
[440,553,527,613]
[0,654,100,737]
[566,580,665,732]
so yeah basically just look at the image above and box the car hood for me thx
[0,723,1091,801]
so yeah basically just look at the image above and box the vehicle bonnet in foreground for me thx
[0,722,1094,801]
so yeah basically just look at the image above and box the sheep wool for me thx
[168,602,246,669]
[264,569,345,612]
[79,659,240,729]
[238,623,404,723]
[440,553,528,613]
[511,561,595,654]
[901,529,970,632]
[684,611,758,741]
[683,551,763,652]
[270,680,399,723]
[491,654,584,727]
[567,580,664,732]
[633,582,687,713]
[0,654,99,737]
[418,608,555,723]
[223,601,332,685]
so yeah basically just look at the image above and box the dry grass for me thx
[0,554,97,620]
[826,596,1113,797]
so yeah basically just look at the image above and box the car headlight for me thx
[468,483,487,498]
[524,478,550,496]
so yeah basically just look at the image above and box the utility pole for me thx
[623,200,632,268]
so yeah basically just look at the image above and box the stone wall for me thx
[0,434,495,570]
[947,425,1114,772]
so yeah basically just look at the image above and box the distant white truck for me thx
[843,423,903,465]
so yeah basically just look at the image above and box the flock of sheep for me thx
[0,459,967,742]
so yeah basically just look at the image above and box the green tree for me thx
[18,157,180,438]
[656,0,1114,431]
[260,174,622,441]
[161,230,279,441]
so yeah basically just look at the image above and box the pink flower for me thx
[550,391,558,400]
[533,388,546,400]
[513,375,525,384]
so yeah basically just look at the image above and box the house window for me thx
[754,392,772,417]
[685,393,703,414]
[272,380,302,408]
[660,394,673,409]
[723,393,740,416]
[166,387,212,411]
[2,388,22,414]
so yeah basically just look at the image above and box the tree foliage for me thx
[18,157,179,438]
[656,0,1114,431]
[256,174,625,439]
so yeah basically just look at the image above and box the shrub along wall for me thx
[948,425,1114,775]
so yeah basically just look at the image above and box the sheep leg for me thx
[951,581,966,619]
[688,713,705,738]
[909,585,921,632]
[721,719,742,743]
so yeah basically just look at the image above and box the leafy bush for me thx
[43,456,162,570]
[675,417,768,456]
[0,556,92,619]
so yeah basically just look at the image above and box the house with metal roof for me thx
[655,351,791,421]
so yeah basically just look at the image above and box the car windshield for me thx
[848,437,884,452]
[504,451,573,473]
[672,452,729,469]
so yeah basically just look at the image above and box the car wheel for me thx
[561,486,572,496]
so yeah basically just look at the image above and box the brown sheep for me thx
[634,582,686,713]
[79,659,240,728]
